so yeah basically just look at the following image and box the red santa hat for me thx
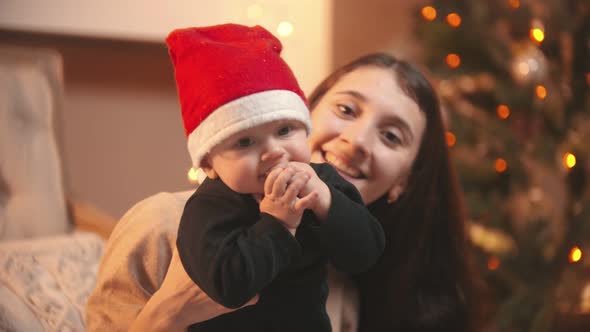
[166,23,311,168]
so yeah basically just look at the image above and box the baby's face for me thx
[204,119,310,194]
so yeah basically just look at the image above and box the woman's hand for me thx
[129,247,259,332]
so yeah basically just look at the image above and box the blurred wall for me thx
[0,0,332,94]
[331,0,421,68]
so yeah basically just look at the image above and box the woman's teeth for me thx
[325,153,362,178]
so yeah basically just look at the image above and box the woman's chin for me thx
[336,169,358,183]
[310,151,326,164]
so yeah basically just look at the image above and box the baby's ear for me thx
[200,157,218,179]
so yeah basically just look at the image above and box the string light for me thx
[530,28,545,43]
[246,4,263,20]
[446,53,461,68]
[508,0,520,9]
[496,104,511,120]
[421,6,437,21]
[446,13,462,28]
[569,246,582,263]
[187,167,200,184]
[277,21,294,37]
[535,85,547,99]
[563,152,576,169]
[495,158,508,173]
[488,256,500,270]
[446,131,456,147]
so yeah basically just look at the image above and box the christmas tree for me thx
[414,0,590,331]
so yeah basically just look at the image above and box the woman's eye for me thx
[277,125,292,136]
[382,131,402,145]
[337,104,355,117]
[237,137,255,147]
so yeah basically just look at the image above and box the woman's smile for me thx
[323,151,366,179]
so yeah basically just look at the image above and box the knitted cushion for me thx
[0,232,104,331]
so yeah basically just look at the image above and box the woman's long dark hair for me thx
[309,53,483,332]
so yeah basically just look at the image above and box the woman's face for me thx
[309,66,426,204]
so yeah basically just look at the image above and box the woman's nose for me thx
[341,121,371,158]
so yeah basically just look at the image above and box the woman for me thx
[308,54,480,331]
[86,53,480,331]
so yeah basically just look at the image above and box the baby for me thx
[167,23,385,332]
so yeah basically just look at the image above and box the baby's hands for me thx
[288,162,331,221]
[259,167,318,235]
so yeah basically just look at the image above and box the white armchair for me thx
[0,44,116,331]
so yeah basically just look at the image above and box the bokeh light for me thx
[188,167,199,184]
[446,13,462,28]
[563,152,576,169]
[569,246,582,263]
[496,104,511,120]
[509,0,520,9]
[421,6,437,21]
[446,131,457,147]
[277,21,294,37]
[495,158,508,173]
[535,85,547,99]
[530,28,545,43]
[446,53,461,68]
[488,256,500,270]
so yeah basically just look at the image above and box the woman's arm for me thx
[86,191,256,331]
[129,248,258,332]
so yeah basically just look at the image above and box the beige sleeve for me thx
[85,191,192,332]
[326,267,360,332]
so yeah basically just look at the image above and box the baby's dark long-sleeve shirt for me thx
[177,163,385,332]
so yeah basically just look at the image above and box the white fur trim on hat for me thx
[187,89,311,168]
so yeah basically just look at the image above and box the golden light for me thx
[569,246,582,263]
[421,6,437,21]
[530,28,545,43]
[246,4,263,20]
[517,61,530,76]
[535,85,547,99]
[488,256,500,270]
[187,167,200,184]
[446,13,462,28]
[496,104,511,120]
[563,152,577,169]
[446,53,461,68]
[277,21,294,37]
[586,73,590,86]
[446,131,456,147]
[508,0,520,9]
[495,158,508,173]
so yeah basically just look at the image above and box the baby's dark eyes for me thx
[236,137,255,148]
[277,125,292,136]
